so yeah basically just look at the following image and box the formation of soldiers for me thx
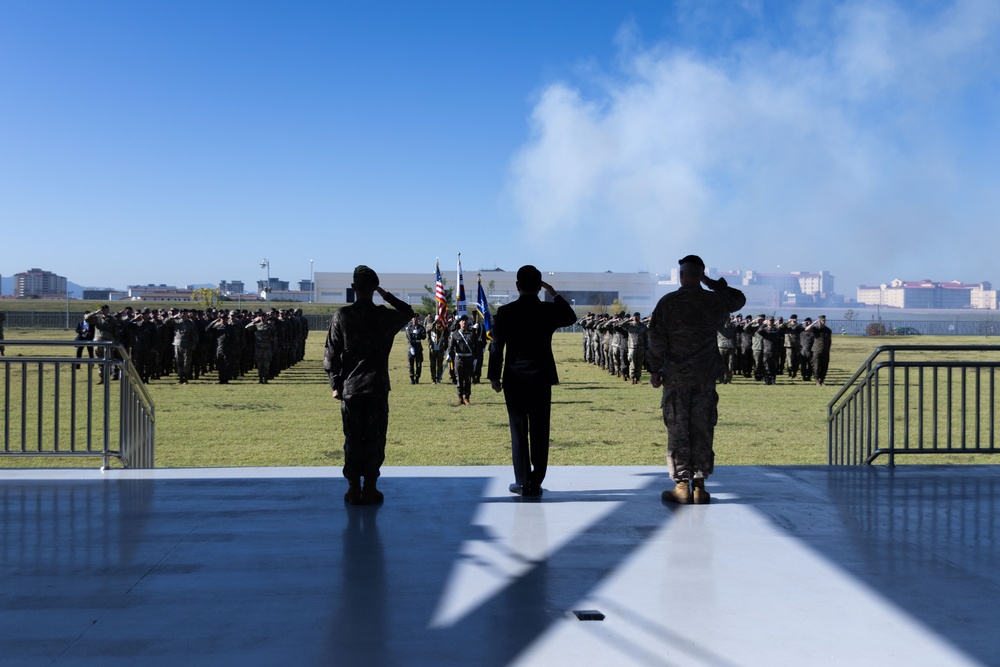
[81,305,309,385]
[577,312,652,384]
[578,311,834,386]
[717,313,833,386]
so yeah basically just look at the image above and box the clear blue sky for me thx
[2,0,998,293]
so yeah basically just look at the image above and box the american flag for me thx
[435,260,448,322]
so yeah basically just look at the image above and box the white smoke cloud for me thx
[508,0,1000,287]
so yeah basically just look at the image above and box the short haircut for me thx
[516,265,542,291]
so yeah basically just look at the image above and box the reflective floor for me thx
[1,465,999,666]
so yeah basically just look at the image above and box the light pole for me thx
[260,259,270,303]
[310,259,314,303]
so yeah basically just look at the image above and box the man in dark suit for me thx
[488,265,577,497]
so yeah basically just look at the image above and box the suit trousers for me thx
[503,381,552,489]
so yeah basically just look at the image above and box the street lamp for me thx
[260,259,270,302]
[310,259,314,303]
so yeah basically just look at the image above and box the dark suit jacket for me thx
[487,294,577,387]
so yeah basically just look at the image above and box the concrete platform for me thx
[1,465,998,666]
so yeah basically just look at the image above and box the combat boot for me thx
[692,478,711,505]
[361,478,384,505]
[661,480,691,504]
[344,478,362,505]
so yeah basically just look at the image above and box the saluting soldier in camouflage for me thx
[621,312,648,384]
[781,314,804,378]
[246,311,275,384]
[716,315,738,384]
[759,316,783,385]
[647,255,746,505]
[85,305,119,383]
[171,309,200,384]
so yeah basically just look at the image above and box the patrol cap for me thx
[458,314,469,321]
[352,265,379,289]
[633,312,641,318]
[790,314,798,319]
[142,308,151,315]
[804,317,813,323]
[758,313,767,319]
[678,254,705,269]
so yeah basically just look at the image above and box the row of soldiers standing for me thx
[82,305,309,385]
[716,313,833,386]
[577,310,834,387]
[578,312,651,384]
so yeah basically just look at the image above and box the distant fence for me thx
[558,318,1000,337]
[828,344,1000,465]
[1,311,332,333]
[1,340,155,469]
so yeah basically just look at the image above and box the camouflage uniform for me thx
[246,316,275,384]
[323,270,414,490]
[647,268,746,482]
[716,317,738,384]
[621,315,648,384]
[172,314,199,384]
[85,307,119,382]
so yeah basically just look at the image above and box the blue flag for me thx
[476,274,493,340]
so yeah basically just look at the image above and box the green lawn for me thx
[2,329,997,468]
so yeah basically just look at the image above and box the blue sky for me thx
[2,0,999,293]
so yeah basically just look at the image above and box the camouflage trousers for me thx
[174,345,193,382]
[340,392,389,481]
[718,347,735,382]
[628,347,645,381]
[255,348,272,381]
[661,382,718,481]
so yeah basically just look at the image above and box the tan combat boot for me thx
[692,478,711,505]
[661,480,691,504]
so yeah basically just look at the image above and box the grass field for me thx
[2,328,998,469]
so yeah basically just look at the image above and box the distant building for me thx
[127,284,195,301]
[219,280,246,295]
[857,279,996,309]
[82,288,122,301]
[257,278,289,297]
[14,268,67,298]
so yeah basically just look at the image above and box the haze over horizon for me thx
[3,1,998,292]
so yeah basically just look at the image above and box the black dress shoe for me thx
[508,483,523,495]
[523,484,543,498]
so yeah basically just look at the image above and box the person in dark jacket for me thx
[74,318,95,367]
[488,265,577,498]
[324,265,414,505]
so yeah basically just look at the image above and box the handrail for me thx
[1,340,155,469]
[828,345,1000,465]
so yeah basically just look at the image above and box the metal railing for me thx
[1,340,155,469]
[828,345,1000,465]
